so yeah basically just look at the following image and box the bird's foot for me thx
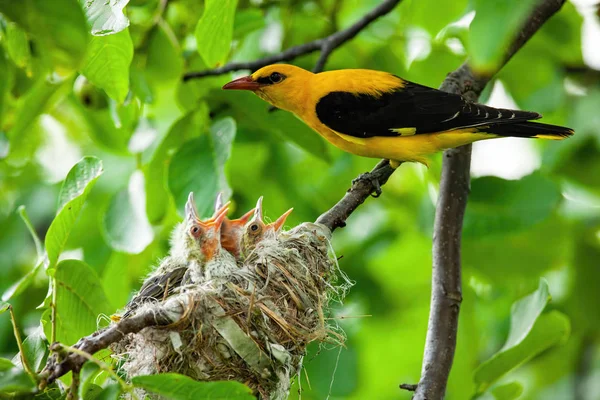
[352,169,385,197]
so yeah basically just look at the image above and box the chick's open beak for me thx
[251,196,264,223]
[222,76,260,91]
[269,208,293,232]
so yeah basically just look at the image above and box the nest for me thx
[111,222,351,399]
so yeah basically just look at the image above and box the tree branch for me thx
[413,1,566,399]
[39,306,175,387]
[183,0,402,80]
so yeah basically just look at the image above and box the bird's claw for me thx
[352,171,383,197]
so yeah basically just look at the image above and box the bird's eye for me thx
[250,224,259,231]
[269,72,283,83]
[190,226,200,236]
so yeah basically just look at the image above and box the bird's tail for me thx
[484,121,574,140]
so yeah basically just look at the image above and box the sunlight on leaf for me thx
[80,0,130,36]
[45,157,103,267]
[103,170,154,254]
[0,358,36,393]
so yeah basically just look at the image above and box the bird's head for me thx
[240,196,293,258]
[222,64,314,113]
[171,193,229,262]
[214,192,256,257]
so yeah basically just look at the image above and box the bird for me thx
[120,194,230,318]
[212,193,256,259]
[239,196,293,259]
[223,64,573,167]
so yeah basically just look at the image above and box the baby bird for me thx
[239,196,293,259]
[121,193,230,318]
[213,193,256,259]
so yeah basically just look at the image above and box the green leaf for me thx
[19,325,48,372]
[81,29,133,103]
[4,22,32,72]
[0,301,9,314]
[6,77,71,167]
[3,206,47,301]
[168,117,236,218]
[0,0,88,71]
[504,280,550,350]
[145,23,183,84]
[463,173,561,238]
[80,0,130,36]
[491,382,524,400]
[132,373,254,400]
[233,9,265,39]
[89,383,122,400]
[103,170,154,254]
[145,107,209,223]
[53,259,112,345]
[400,0,468,36]
[45,157,103,267]
[194,0,238,67]
[0,359,36,393]
[473,282,570,393]
[469,0,539,73]
[78,362,101,399]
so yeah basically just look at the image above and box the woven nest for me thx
[111,222,351,399]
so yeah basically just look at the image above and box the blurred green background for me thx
[1,0,599,399]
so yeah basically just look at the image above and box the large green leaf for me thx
[13,325,48,373]
[168,117,236,218]
[79,0,130,36]
[469,0,539,73]
[473,281,570,393]
[194,0,238,67]
[145,23,183,84]
[81,29,133,103]
[52,259,112,345]
[0,0,88,71]
[0,358,36,394]
[45,156,103,267]
[463,173,561,238]
[400,0,468,36]
[131,373,254,400]
[103,170,154,254]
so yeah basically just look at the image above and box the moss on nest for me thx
[111,222,351,399]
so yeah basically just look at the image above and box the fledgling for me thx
[121,194,230,318]
[182,193,238,284]
[240,196,293,260]
[223,64,573,166]
[212,193,256,259]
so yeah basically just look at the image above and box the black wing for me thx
[315,82,541,138]
[123,265,188,318]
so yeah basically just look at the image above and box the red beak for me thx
[222,76,260,91]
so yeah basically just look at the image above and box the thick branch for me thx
[413,1,566,399]
[40,308,174,386]
[183,0,401,80]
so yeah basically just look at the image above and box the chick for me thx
[239,196,293,260]
[213,193,255,259]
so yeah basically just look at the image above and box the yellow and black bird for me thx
[223,64,573,167]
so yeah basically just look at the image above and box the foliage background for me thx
[1,0,599,399]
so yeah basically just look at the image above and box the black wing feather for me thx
[315,82,541,138]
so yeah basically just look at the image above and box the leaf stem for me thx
[9,305,37,381]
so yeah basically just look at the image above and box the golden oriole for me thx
[223,64,573,166]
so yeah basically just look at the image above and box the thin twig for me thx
[9,305,37,381]
[183,0,401,80]
[413,1,567,399]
